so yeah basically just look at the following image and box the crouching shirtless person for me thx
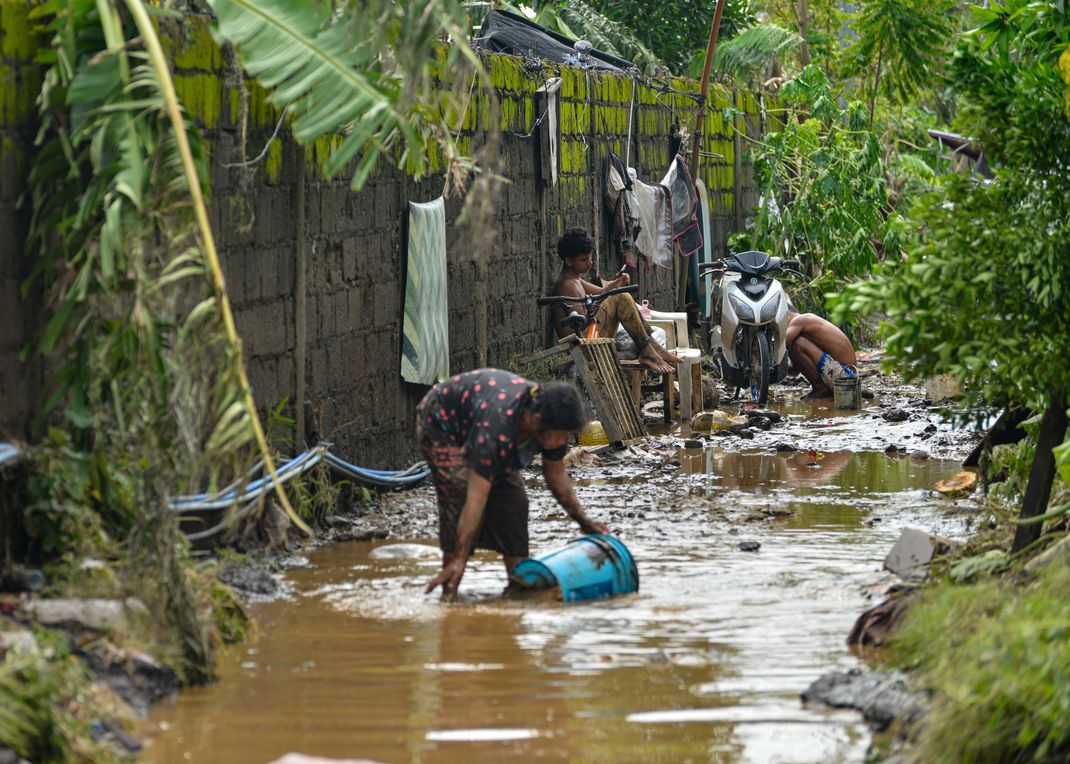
[785,308,857,401]
[552,228,682,374]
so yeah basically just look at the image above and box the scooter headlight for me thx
[729,293,756,322]
[759,297,780,322]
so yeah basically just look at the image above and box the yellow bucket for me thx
[578,420,609,446]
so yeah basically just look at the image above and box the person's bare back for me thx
[785,313,856,368]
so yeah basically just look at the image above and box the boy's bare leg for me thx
[599,295,679,373]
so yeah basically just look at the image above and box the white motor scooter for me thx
[701,251,803,404]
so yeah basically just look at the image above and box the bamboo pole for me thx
[125,0,313,536]
[689,0,728,177]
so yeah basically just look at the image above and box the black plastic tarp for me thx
[476,9,634,73]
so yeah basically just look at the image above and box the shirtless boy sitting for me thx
[785,308,857,400]
[552,228,681,374]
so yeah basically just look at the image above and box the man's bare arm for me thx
[425,470,492,596]
[542,458,608,534]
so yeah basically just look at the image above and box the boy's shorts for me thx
[818,352,855,390]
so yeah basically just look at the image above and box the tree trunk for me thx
[1011,390,1069,554]
[796,0,812,67]
[868,44,884,125]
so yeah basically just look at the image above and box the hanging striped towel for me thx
[401,197,449,385]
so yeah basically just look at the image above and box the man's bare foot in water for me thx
[639,344,674,374]
[801,386,833,401]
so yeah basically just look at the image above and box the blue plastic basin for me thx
[510,533,639,602]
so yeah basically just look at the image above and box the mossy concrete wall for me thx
[0,0,42,440]
[0,8,770,468]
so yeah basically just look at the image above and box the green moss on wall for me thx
[264,137,283,183]
[173,73,222,129]
[173,15,222,71]
[1,0,38,60]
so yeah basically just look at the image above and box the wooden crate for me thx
[570,338,646,444]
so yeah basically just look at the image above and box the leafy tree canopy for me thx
[741,64,897,304]
[840,0,958,118]
[832,2,1070,473]
[580,0,756,74]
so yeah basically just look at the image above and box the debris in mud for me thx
[369,543,439,560]
[738,541,761,552]
[269,754,387,764]
[884,528,954,579]
[934,471,977,498]
[79,644,180,714]
[691,410,748,432]
[219,562,280,597]
[773,441,798,452]
[19,597,148,632]
[802,668,925,731]
[683,438,703,449]
[90,717,143,754]
[882,408,911,422]
[848,588,914,647]
[744,506,793,522]
[333,522,391,543]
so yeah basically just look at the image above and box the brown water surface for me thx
[143,449,968,764]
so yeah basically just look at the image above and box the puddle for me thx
[142,441,972,763]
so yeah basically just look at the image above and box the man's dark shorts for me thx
[417,429,529,558]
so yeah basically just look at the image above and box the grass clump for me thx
[890,556,1070,763]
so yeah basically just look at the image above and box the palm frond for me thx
[693,23,801,84]
[210,0,481,189]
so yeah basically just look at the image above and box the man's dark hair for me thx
[531,382,587,431]
[557,228,594,261]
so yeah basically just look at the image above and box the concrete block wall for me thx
[1,7,771,469]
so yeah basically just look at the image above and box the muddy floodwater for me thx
[143,395,975,763]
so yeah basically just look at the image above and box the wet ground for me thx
[141,373,981,763]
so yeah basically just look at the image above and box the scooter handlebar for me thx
[698,260,727,273]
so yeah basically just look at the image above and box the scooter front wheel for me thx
[749,331,770,404]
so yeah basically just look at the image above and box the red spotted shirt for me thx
[418,368,567,479]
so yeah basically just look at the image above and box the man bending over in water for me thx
[785,308,857,401]
[552,228,682,374]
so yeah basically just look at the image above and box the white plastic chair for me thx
[646,309,702,422]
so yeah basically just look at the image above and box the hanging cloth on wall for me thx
[603,152,639,266]
[660,154,703,258]
[629,168,674,269]
[401,197,449,385]
[537,77,562,186]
